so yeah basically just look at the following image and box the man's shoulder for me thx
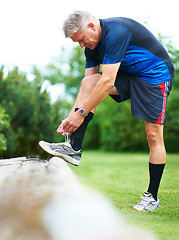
[100,17,147,35]
[100,17,135,27]
[100,17,134,39]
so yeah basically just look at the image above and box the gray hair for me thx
[63,10,97,38]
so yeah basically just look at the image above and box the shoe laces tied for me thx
[139,195,153,205]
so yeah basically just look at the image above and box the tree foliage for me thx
[45,47,86,99]
[0,66,63,158]
[0,66,10,153]
[163,43,179,152]
[0,106,10,153]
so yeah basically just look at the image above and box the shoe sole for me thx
[38,141,80,166]
[132,203,159,211]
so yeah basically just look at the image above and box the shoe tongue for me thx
[64,141,70,146]
[144,192,152,197]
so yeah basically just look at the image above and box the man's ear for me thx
[87,22,96,31]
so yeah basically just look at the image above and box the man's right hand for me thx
[56,120,69,136]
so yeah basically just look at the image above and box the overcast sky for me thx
[1,0,178,73]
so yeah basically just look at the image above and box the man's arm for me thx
[59,62,120,133]
[85,65,100,77]
[68,65,100,116]
[81,62,121,114]
[57,65,100,135]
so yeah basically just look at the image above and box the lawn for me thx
[71,151,179,240]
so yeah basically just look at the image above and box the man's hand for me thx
[57,111,85,135]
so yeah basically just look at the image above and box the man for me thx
[39,11,174,211]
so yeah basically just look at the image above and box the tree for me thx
[0,66,10,154]
[45,46,86,100]
[0,107,10,154]
[0,66,63,158]
[162,40,179,152]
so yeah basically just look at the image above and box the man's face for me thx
[70,23,100,50]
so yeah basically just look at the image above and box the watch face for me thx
[80,109,84,114]
[79,107,87,116]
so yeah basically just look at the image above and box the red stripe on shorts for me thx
[156,83,167,124]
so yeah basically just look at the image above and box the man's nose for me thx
[79,42,85,48]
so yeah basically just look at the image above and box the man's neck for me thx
[97,19,102,42]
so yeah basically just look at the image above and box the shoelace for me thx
[65,133,69,143]
[50,133,70,147]
[60,119,70,143]
[139,196,153,205]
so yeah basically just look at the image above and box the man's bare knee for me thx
[145,122,164,148]
[80,74,101,92]
[146,130,158,148]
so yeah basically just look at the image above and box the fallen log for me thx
[0,156,156,240]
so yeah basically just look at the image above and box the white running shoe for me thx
[39,139,82,166]
[132,192,159,211]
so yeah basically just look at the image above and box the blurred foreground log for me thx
[0,157,156,240]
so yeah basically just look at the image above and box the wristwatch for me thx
[79,107,88,117]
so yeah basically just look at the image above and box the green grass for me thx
[71,151,179,240]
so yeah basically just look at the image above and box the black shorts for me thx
[109,71,174,124]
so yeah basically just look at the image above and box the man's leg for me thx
[145,121,166,201]
[39,73,120,165]
[70,74,101,150]
[39,74,102,165]
[145,121,166,164]
[132,121,165,210]
[69,74,101,115]
[70,73,120,150]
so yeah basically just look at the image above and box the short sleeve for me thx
[85,48,101,68]
[102,23,132,64]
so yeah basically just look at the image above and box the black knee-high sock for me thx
[70,108,94,151]
[147,162,165,201]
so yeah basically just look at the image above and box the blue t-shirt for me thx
[85,17,174,84]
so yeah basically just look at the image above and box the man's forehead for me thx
[71,30,85,42]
